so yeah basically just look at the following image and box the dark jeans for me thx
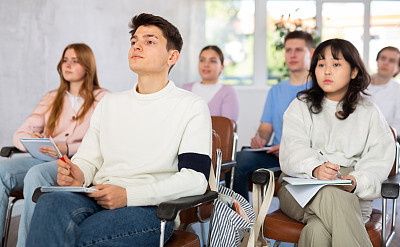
[227,151,279,201]
[27,192,174,247]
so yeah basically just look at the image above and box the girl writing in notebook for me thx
[278,39,394,246]
[0,43,109,247]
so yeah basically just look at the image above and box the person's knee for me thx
[24,165,45,186]
[301,217,330,242]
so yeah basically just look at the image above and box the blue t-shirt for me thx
[261,79,311,145]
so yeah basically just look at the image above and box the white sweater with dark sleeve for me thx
[71,81,212,206]
[280,97,395,222]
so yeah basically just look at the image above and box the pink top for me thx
[13,89,109,156]
[182,82,239,122]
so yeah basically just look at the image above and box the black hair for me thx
[297,38,371,120]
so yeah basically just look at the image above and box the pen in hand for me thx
[319,151,342,178]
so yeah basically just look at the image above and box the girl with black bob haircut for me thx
[298,38,371,120]
[278,39,395,246]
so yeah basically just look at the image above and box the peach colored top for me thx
[13,88,109,156]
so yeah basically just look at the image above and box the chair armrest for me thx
[381,173,400,199]
[157,190,218,221]
[251,167,281,185]
[221,161,237,170]
[32,187,48,203]
[241,146,251,151]
[1,146,24,158]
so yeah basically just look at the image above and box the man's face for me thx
[128,25,174,74]
[377,49,399,78]
[284,38,312,73]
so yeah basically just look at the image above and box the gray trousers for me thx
[277,169,372,247]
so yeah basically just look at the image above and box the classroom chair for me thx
[1,146,25,247]
[251,127,400,247]
[178,117,238,244]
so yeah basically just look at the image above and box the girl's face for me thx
[315,47,358,101]
[61,48,86,85]
[198,49,224,83]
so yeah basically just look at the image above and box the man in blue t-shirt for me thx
[230,31,314,200]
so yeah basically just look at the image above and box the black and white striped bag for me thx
[209,185,255,247]
[209,169,274,247]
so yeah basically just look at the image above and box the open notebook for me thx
[20,138,61,162]
[283,177,352,207]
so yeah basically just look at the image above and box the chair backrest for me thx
[211,116,237,163]
[389,126,399,176]
[178,129,222,226]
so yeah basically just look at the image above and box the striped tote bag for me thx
[209,185,256,247]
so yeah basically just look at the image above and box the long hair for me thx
[297,39,371,120]
[45,43,101,136]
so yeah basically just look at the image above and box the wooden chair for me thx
[1,146,24,247]
[211,116,238,189]
[178,117,238,244]
[252,127,400,247]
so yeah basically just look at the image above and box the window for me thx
[266,1,316,84]
[206,0,255,85]
[205,0,400,85]
[369,1,400,75]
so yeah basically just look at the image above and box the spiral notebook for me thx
[20,138,62,162]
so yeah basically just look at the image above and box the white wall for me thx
[235,87,270,148]
[0,0,206,149]
[0,0,270,156]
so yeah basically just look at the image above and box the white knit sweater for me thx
[72,81,212,207]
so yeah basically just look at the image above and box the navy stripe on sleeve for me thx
[178,153,211,180]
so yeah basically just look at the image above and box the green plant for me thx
[273,13,321,80]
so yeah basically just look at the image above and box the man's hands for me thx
[88,184,127,209]
[56,155,85,187]
[250,134,267,149]
[266,144,280,157]
[56,155,127,210]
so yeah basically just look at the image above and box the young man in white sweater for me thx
[366,46,400,139]
[26,13,212,247]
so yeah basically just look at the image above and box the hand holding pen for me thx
[251,132,267,149]
[56,155,85,187]
[30,126,44,138]
[313,151,342,180]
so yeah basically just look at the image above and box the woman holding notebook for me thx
[0,43,108,247]
[278,39,394,246]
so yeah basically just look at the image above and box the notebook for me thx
[41,186,98,193]
[20,138,62,162]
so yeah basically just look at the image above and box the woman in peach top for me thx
[0,43,109,247]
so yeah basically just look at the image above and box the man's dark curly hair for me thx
[129,13,183,72]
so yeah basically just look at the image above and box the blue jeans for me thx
[0,157,58,246]
[27,192,174,247]
[227,151,279,200]
[18,161,58,247]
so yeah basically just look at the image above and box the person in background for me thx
[182,45,239,122]
[366,46,400,138]
[26,13,211,246]
[279,39,394,246]
[0,43,109,247]
[228,31,314,200]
